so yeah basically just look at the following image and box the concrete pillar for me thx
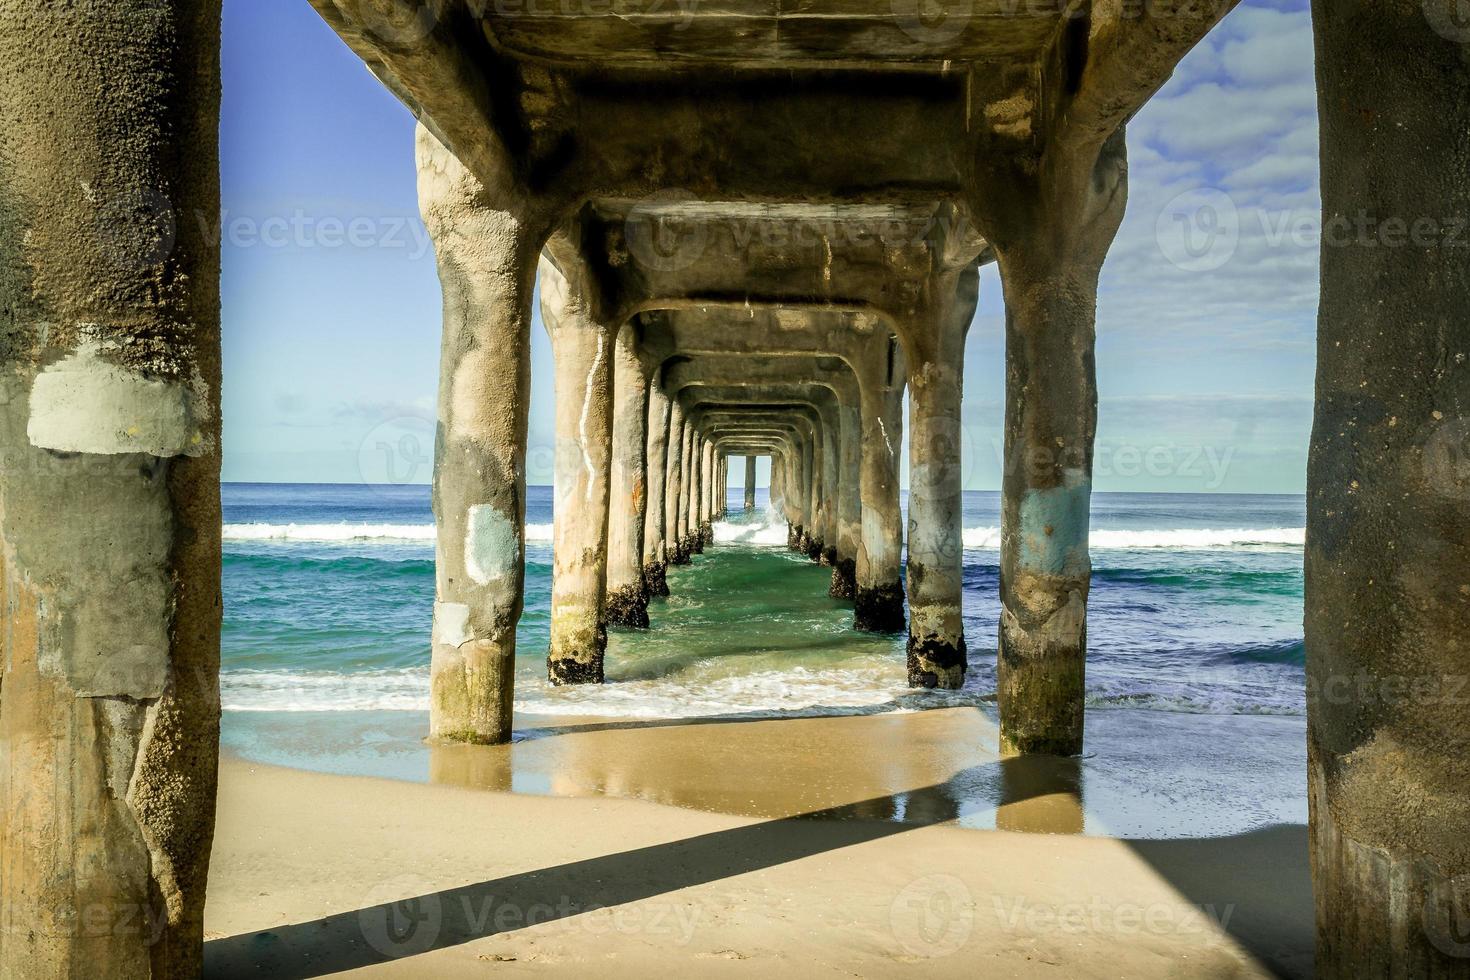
[682,426,699,555]
[854,340,907,632]
[700,438,716,546]
[788,429,812,551]
[419,127,547,742]
[606,323,651,628]
[1308,2,1470,972]
[830,398,863,600]
[771,451,785,519]
[906,267,979,689]
[717,453,727,519]
[744,455,758,511]
[680,422,696,554]
[642,383,671,596]
[541,257,614,685]
[815,400,842,566]
[666,404,689,566]
[802,424,819,556]
[0,2,222,973]
[992,136,1126,755]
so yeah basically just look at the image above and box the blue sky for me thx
[220,0,1317,493]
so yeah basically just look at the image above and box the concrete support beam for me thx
[744,455,757,511]
[700,438,716,546]
[904,266,980,689]
[666,403,689,566]
[419,126,548,743]
[642,383,672,596]
[606,322,651,629]
[986,132,1128,756]
[1307,2,1470,972]
[687,430,704,554]
[0,2,223,973]
[541,255,614,685]
[854,339,907,633]
[830,395,862,600]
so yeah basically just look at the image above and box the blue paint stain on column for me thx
[1017,472,1092,577]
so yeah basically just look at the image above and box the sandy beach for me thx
[203,709,1312,978]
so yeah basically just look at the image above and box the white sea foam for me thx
[223,520,1303,552]
[962,526,1303,551]
[219,664,1305,717]
[218,660,987,717]
[223,522,554,543]
[712,519,791,547]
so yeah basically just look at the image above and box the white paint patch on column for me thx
[28,338,210,457]
[465,505,520,586]
[578,332,607,502]
[433,601,473,647]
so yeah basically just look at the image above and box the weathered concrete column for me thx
[420,127,549,742]
[854,338,907,632]
[700,438,716,546]
[987,133,1127,755]
[1308,3,1470,973]
[744,455,758,511]
[642,383,672,595]
[815,398,842,566]
[687,430,702,553]
[0,3,222,974]
[830,396,863,600]
[680,422,697,554]
[606,322,651,628]
[717,453,727,519]
[788,427,813,551]
[905,267,980,689]
[801,422,820,556]
[540,255,614,685]
[665,403,689,565]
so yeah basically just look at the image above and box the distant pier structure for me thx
[1,0,1467,975]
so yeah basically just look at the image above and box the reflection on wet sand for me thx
[428,707,1083,835]
[220,703,1306,839]
[995,754,1084,834]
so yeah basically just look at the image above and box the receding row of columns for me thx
[1,1,1467,973]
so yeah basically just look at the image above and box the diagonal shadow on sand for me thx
[203,756,1311,979]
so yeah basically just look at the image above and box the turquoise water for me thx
[218,484,1306,719]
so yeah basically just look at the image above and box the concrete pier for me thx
[988,136,1128,755]
[642,383,672,597]
[904,267,980,689]
[606,323,651,628]
[665,403,689,566]
[854,338,908,634]
[16,0,1459,968]
[0,2,223,973]
[541,255,614,685]
[418,127,549,741]
[1307,1,1470,972]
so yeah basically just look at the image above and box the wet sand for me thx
[205,709,1313,977]
[221,703,1307,838]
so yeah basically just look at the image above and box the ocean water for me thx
[219,483,1306,720]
